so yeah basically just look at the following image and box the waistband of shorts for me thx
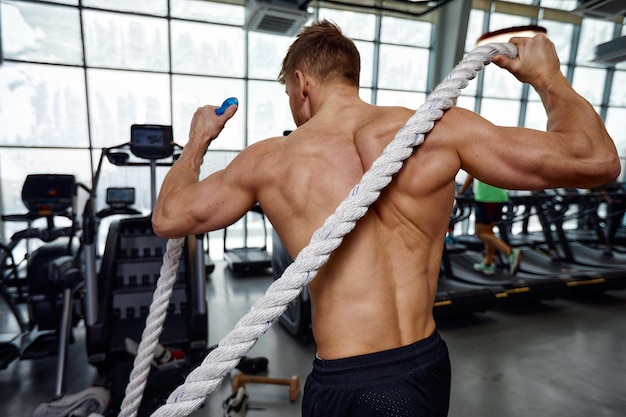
[311,330,445,385]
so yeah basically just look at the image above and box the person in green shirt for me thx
[459,174,522,275]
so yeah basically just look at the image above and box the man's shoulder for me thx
[235,135,290,173]
[242,135,288,154]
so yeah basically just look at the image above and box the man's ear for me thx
[294,70,309,99]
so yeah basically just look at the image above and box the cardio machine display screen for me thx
[130,124,173,160]
[22,174,75,214]
[106,187,135,206]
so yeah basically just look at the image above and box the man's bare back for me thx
[251,100,453,359]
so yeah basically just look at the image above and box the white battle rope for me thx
[118,237,185,417]
[119,42,517,417]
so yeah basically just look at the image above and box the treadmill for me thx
[446,248,570,302]
[223,204,272,275]
[527,190,626,292]
[447,194,570,303]
[432,199,513,316]
[437,241,509,317]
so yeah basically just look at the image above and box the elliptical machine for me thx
[0,174,86,398]
[82,125,211,416]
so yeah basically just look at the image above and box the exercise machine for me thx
[271,230,312,341]
[451,190,626,299]
[0,174,85,398]
[446,194,570,304]
[224,204,272,276]
[522,189,626,292]
[437,200,511,316]
[82,125,211,415]
[96,187,142,219]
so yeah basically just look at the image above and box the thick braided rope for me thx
[118,237,185,417]
[118,42,517,417]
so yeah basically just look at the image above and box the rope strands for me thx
[118,42,517,417]
[118,237,185,417]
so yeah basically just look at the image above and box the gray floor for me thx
[1,261,626,417]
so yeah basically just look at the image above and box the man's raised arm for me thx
[456,34,620,191]
[152,103,248,239]
[494,34,619,185]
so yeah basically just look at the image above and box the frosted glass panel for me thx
[1,1,82,65]
[359,88,373,104]
[0,63,88,147]
[248,32,293,80]
[171,21,245,77]
[481,64,523,99]
[380,16,432,47]
[378,45,429,91]
[356,40,374,88]
[539,0,577,11]
[83,10,169,71]
[39,0,78,4]
[376,90,427,109]
[576,19,615,66]
[609,71,626,107]
[87,69,171,148]
[247,80,295,145]
[456,96,476,112]
[480,98,521,127]
[524,101,548,131]
[488,13,530,32]
[572,67,607,106]
[606,107,626,157]
[170,0,244,25]
[318,8,376,41]
[83,0,167,15]
[465,9,485,51]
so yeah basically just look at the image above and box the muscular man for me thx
[153,20,619,417]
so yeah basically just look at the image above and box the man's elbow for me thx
[581,153,622,189]
[598,149,622,184]
[151,216,168,238]
[606,154,622,183]
[152,213,182,239]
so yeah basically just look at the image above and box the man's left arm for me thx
[152,103,255,238]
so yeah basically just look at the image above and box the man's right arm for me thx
[452,34,619,191]
[494,34,615,155]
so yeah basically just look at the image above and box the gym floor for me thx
[1,260,625,417]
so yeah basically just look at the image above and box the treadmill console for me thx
[22,174,75,215]
[130,124,173,160]
[106,187,135,209]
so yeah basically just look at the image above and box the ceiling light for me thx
[476,25,547,47]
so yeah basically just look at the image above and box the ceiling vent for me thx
[592,35,626,66]
[244,0,312,36]
[572,0,626,19]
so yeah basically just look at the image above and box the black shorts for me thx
[474,202,504,225]
[302,331,451,417]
